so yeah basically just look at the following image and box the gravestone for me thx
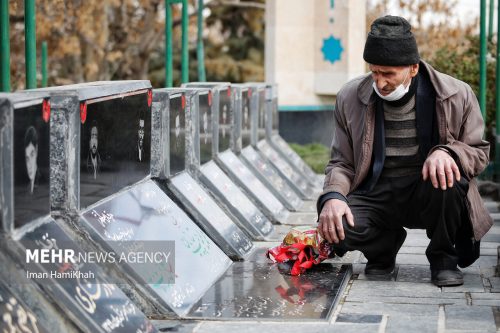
[231,84,304,212]
[182,83,276,240]
[39,81,232,318]
[183,83,291,225]
[152,88,254,261]
[265,84,323,187]
[247,83,317,200]
[187,249,352,321]
[0,281,51,333]
[0,92,157,332]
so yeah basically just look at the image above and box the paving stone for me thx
[347,280,443,298]
[396,264,431,283]
[402,237,430,247]
[329,323,382,333]
[195,322,332,333]
[340,301,439,317]
[345,294,465,305]
[470,293,500,300]
[397,246,427,255]
[480,242,500,249]
[442,266,485,293]
[396,253,430,266]
[482,233,500,243]
[444,305,496,332]
[330,323,381,333]
[480,266,497,279]
[335,313,382,324]
[385,314,439,333]
[488,277,500,292]
[356,266,399,282]
[484,201,500,213]
[479,247,500,256]
[473,255,498,269]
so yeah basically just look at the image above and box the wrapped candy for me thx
[266,226,334,276]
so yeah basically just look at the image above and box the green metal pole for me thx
[181,0,189,83]
[165,0,173,87]
[496,0,500,178]
[197,0,206,81]
[25,0,36,89]
[0,0,10,92]
[480,0,487,122]
[41,41,47,87]
[489,0,495,40]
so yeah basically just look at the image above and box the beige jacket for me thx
[322,61,492,240]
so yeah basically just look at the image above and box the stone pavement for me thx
[152,198,500,333]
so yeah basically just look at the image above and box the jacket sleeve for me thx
[431,84,490,179]
[321,94,356,198]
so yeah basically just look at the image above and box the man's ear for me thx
[410,63,419,77]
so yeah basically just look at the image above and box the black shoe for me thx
[364,228,406,276]
[431,268,464,287]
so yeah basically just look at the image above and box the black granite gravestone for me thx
[0,92,158,332]
[79,92,151,208]
[182,83,276,240]
[231,85,304,212]
[35,81,232,318]
[181,84,290,225]
[247,83,317,200]
[0,282,51,333]
[0,95,51,230]
[152,88,254,261]
[187,249,352,321]
[264,84,323,187]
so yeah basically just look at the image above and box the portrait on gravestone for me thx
[199,93,212,164]
[14,102,50,228]
[80,92,151,208]
[222,105,227,138]
[87,121,101,179]
[218,89,232,152]
[24,126,39,194]
[138,114,145,162]
[169,95,186,175]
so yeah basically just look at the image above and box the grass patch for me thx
[288,142,330,174]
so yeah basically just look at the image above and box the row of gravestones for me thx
[0,81,329,332]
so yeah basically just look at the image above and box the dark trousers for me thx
[337,174,469,270]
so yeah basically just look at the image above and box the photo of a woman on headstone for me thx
[24,126,39,194]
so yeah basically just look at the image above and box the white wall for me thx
[265,0,366,106]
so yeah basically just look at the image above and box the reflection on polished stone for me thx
[188,248,351,320]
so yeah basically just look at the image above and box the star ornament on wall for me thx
[321,35,344,64]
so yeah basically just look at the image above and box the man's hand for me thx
[422,149,460,190]
[318,199,354,244]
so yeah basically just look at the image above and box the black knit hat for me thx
[363,15,419,66]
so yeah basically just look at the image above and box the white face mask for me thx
[372,67,411,102]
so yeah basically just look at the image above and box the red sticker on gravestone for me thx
[42,99,51,123]
[208,91,212,106]
[227,87,231,97]
[147,89,153,107]
[80,102,87,124]
[181,94,186,109]
[248,88,252,98]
